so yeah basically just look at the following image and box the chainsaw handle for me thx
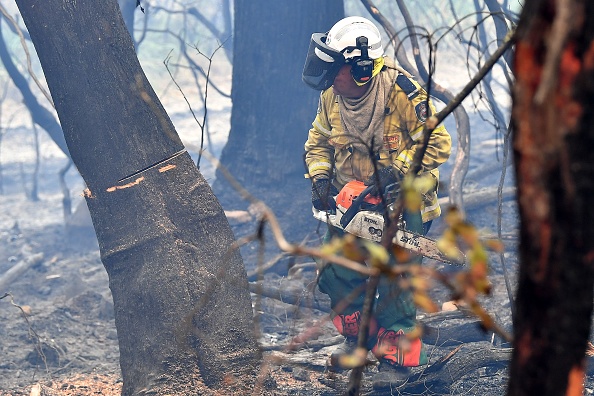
[339,185,375,229]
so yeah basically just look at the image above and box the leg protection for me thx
[332,311,378,338]
[372,327,427,367]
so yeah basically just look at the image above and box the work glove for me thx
[364,167,402,199]
[311,178,339,211]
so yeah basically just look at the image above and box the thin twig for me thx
[163,39,228,168]
[0,5,54,106]
[1,293,52,378]
[533,0,573,104]
[201,148,378,276]
[497,122,516,317]
[410,29,516,176]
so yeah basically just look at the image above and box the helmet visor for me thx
[302,33,345,90]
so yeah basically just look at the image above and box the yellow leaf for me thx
[341,234,367,262]
[361,239,390,267]
[413,291,439,313]
[412,174,435,194]
[444,207,464,227]
[468,246,489,267]
[391,243,413,263]
[410,275,432,291]
[320,238,342,257]
[437,234,463,259]
[332,346,368,369]
[404,189,422,211]
[458,224,480,246]
[484,238,505,252]
[405,324,424,340]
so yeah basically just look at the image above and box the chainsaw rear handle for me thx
[339,185,375,229]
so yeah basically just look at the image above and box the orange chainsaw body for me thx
[335,180,381,209]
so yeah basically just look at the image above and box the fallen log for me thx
[385,342,512,394]
[261,335,343,352]
[246,253,290,281]
[440,158,513,200]
[251,280,499,354]
[268,341,511,394]
[439,186,516,212]
[265,350,330,372]
[0,246,44,292]
[249,280,331,312]
[465,158,512,184]
[420,310,495,347]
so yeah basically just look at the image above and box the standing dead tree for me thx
[508,0,594,395]
[14,0,261,394]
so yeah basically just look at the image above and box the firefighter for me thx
[302,16,452,386]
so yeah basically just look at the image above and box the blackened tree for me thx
[14,0,261,394]
[216,1,344,195]
[509,0,594,395]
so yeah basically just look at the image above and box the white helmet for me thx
[302,16,384,90]
[325,16,384,60]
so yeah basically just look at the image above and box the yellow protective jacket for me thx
[304,61,452,223]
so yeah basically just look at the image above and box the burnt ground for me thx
[0,174,593,396]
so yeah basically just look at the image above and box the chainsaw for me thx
[312,180,465,265]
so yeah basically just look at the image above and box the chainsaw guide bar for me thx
[313,208,466,266]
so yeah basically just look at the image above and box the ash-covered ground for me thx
[0,115,591,395]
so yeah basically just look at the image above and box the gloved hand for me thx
[311,178,339,211]
[364,167,402,198]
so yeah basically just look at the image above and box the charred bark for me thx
[14,0,260,394]
[509,0,594,395]
[216,0,344,191]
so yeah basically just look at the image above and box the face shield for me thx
[302,33,346,91]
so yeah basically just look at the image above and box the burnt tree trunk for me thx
[118,0,138,50]
[216,1,344,192]
[14,0,261,394]
[509,1,594,395]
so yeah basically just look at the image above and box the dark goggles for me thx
[302,33,346,91]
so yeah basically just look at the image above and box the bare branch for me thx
[360,0,474,214]
[0,5,53,106]
[533,0,574,104]
[422,31,515,141]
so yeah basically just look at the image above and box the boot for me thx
[329,311,378,370]
[371,327,426,367]
[371,327,416,390]
[371,327,426,389]
[372,359,410,389]
[329,336,358,367]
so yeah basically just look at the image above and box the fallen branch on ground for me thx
[438,186,515,212]
[0,245,44,292]
[394,342,512,394]
[249,280,330,312]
